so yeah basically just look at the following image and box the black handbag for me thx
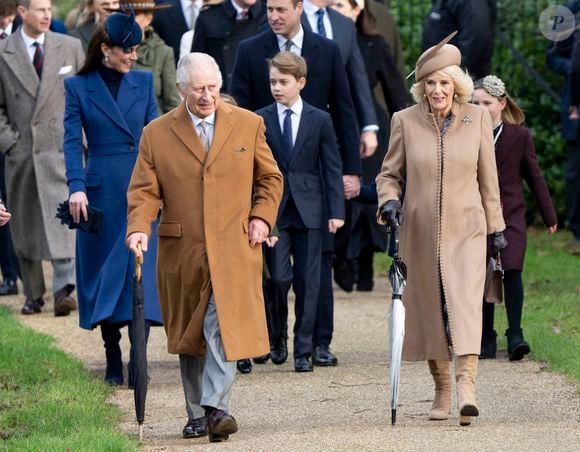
[56,200,104,234]
[484,254,503,304]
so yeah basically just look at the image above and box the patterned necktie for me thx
[284,39,292,52]
[282,109,293,159]
[315,9,327,38]
[32,42,43,79]
[198,120,209,152]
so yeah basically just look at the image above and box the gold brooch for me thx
[462,115,472,125]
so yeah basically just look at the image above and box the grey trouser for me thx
[18,257,75,300]
[179,294,237,419]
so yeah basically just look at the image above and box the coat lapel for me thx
[87,71,133,138]
[170,103,207,165]
[301,30,320,73]
[204,103,236,169]
[34,32,62,117]
[2,30,38,98]
[289,102,314,167]
[263,104,287,171]
[263,30,280,59]
[117,71,140,121]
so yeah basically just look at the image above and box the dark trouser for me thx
[0,152,19,282]
[313,250,334,348]
[265,227,321,357]
[566,139,580,239]
[482,269,524,335]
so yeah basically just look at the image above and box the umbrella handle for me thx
[135,243,143,282]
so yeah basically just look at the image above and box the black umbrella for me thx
[129,244,148,442]
[387,225,407,425]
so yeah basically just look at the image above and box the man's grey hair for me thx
[176,53,223,90]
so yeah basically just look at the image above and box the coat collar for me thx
[34,32,65,117]
[87,69,139,139]
[290,101,315,166]
[262,103,286,169]
[419,99,466,136]
[170,102,236,167]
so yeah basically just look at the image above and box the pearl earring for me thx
[454,93,458,98]
[105,54,110,62]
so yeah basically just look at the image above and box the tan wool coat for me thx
[376,101,505,361]
[127,102,283,360]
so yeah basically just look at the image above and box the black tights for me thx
[482,269,524,335]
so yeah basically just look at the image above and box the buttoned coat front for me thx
[0,29,84,260]
[127,102,283,360]
[63,69,162,330]
[376,101,505,360]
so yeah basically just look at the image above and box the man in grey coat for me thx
[0,0,84,316]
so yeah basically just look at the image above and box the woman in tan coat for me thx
[376,33,507,426]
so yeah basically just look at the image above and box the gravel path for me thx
[2,269,578,451]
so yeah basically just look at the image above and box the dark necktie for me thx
[0,32,7,40]
[238,9,248,20]
[284,39,292,52]
[315,9,327,38]
[282,109,293,159]
[32,42,43,79]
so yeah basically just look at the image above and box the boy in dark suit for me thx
[256,52,344,372]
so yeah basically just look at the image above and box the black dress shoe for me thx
[0,279,17,296]
[313,345,338,366]
[207,409,238,442]
[21,298,42,315]
[356,279,374,292]
[236,359,252,374]
[253,353,270,364]
[294,355,313,372]
[182,416,208,438]
[270,337,288,365]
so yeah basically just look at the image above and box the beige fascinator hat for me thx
[407,31,461,80]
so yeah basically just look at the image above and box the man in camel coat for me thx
[126,53,283,443]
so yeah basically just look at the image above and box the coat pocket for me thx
[85,174,102,187]
[157,222,182,237]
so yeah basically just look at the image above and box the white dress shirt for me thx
[302,0,333,40]
[277,97,303,146]
[185,102,216,149]
[181,0,203,29]
[276,26,304,55]
[21,28,45,62]
[0,21,13,38]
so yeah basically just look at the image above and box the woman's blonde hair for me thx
[410,65,474,105]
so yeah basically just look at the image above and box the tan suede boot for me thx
[455,354,479,426]
[428,360,452,420]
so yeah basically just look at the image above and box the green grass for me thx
[0,307,137,451]
[375,228,580,384]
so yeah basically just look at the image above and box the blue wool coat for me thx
[63,69,162,329]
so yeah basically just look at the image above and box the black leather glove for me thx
[490,231,508,257]
[379,199,403,231]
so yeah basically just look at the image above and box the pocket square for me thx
[58,65,72,75]
[235,146,248,152]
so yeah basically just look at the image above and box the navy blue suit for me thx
[301,8,377,130]
[257,101,344,357]
[231,28,361,175]
[63,70,162,329]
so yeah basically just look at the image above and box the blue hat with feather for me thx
[105,8,142,50]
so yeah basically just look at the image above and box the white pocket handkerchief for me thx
[58,65,72,75]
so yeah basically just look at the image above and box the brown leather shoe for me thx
[207,409,238,442]
[54,286,77,317]
[21,298,43,315]
[182,416,208,438]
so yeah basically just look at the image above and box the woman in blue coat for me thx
[63,11,162,385]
